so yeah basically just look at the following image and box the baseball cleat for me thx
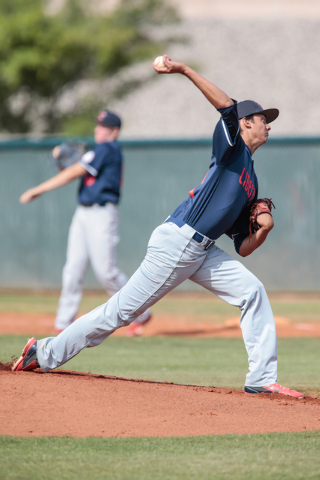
[126,313,152,337]
[12,337,40,372]
[244,383,304,399]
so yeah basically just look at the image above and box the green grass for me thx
[0,290,320,323]
[2,335,319,395]
[1,432,320,480]
[1,291,320,479]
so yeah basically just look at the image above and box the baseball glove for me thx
[249,198,275,237]
[50,142,87,170]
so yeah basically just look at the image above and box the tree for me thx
[0,0,179,133]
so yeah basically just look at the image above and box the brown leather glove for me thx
[249,198,275,237]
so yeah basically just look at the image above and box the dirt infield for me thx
[1,312,320,438]
[1,311,320,337]
[1,368,320,438]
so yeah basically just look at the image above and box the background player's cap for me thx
[97,110,121,128]
[237,100,279,124]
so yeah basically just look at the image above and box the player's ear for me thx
[241,117,252,129]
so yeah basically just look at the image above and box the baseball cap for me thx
[237,100,279,124]
[96,110,121,128]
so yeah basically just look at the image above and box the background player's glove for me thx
[50,142,87,170]
[249,198,275,237]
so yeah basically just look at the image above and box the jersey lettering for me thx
[239,167,255,203]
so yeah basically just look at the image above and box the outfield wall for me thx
[0,136,319,291]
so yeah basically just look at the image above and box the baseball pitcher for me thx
[13,57,303,399]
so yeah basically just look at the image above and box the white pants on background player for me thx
[39,221,277,387]
[55,203,150,331]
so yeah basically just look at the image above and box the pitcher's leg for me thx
[190,245,277,386]
[239,280,277,386]
[38,223,206,371]
[38,300,119,371]
[55,209,89,331]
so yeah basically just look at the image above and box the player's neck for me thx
[240,133,262,156]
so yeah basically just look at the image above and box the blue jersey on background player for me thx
[78,139,122,206]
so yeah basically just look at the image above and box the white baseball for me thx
[154,56,165,68]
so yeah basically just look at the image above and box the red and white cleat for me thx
[12,337,40,372]
[245,383,304,399]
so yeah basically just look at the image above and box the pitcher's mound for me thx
[1,368,319,438]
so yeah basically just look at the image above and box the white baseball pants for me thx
[39,221,277,386]
[55,203,150,331]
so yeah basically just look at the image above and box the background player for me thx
[14,56,303,399]
[19,111,151,333]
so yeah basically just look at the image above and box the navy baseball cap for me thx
[237,100,279,124]
[97,110,121,128]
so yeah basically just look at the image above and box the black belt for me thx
[165,216,215,250]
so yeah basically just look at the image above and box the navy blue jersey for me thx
[78,141,123,205]
[171,101,258,253]
[224,205,251,253]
